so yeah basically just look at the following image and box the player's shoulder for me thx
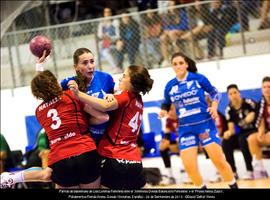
[60,76,75,85]
[165,77,178,88]
[94,70,113,79]
[243,98,257,107]
[188,72,206,81]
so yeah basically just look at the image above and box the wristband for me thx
[36,63,44,72]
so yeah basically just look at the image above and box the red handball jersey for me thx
[35,90,96,166]
[98,91,143,161]
[166,118,178,133]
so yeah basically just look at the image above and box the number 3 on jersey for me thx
[128,112,142,133]
[47,109,61,130]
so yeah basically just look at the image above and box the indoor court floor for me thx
[142,151,270,189]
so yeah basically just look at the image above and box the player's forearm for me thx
[245,112,255,124]
[78,91,117,112]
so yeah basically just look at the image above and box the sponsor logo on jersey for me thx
[169,85,179,95]
[187,80,194,89]
[116,159,141,164]
[171,89,198,102]
[179,108,201,118]
[180,135,196,146]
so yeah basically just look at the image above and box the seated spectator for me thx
[25,128,50,170]
[160,0,189,67]
[158,105,191,185]
[207,0,237,59]
[258,0,270,30]
[247,76,270,179]
[0,133,13,174]
[119,11,141,66]
[97,7,122,73]
[159,105,178,185]
[110,39,125,71]
[222,84,256,180]
[140,9,163,68]
[179,0,213,60]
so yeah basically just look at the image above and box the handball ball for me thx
[29,35,52,58]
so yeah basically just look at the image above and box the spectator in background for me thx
[0,133,13,174]
[258,0,270,30]
[137,0,158,11]
[223,0,260,31]
[140,9,163,67]
[179,0,212,60]
[160,0,189,67]
[24,128,51,188]
[207,0,237,59]
[247,76,270,179]
[25,129,50,170]
[223,84,256,180]
[159,105,178,185]
[110,39,125,71]
[97,7,122,73]
[119,11,141,66]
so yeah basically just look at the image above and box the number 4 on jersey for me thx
[128,112,142,133]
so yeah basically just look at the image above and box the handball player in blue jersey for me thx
[60,48,115,143]
[159,52,238,189]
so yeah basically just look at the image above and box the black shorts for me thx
[50,150,101,187]
[164,132,178,145]
[101,157,146,189]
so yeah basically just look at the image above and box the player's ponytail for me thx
[128,65,154,95]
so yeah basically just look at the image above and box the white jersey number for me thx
[128,112,141,133]
[47,109,61,130]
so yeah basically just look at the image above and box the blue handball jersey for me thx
[61,70,115,142]
[162,72,221,126]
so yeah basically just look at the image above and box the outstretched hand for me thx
[36,50,50,64]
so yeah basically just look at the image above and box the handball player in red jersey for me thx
[68,65,154,189]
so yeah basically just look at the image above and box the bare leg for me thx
[1,167,52,188]
[204,142,234,183]
[248,133,263,160]
[260,1,270,26]
[181,146,203,187]
[160,32,170,62]
[23,167,52,182]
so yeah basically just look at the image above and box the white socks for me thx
[253,158,264,171]
[9,171,25,184]
[165,167,174,177]
[36,63,44,72]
